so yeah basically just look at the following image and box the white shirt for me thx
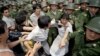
[25,26,49,42]
[2,16,15,28]
[30,12,45,26]
[58,22,73,37]
[26,26,50,54]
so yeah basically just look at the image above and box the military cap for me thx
[49,0,58,5]
[88,0,100,8]
[41,0,47,8]
[65,3,75,10]
[63,1,68,6]
[74,0,81,4]
[58,0,64,3]
[86,16,100,33]
[24,4,33,11]
[80,0,89,4]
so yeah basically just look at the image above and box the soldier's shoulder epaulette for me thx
[46,11,52,14]
[58,9,63,12]
[80,12,87,17]
[75,8,80,11]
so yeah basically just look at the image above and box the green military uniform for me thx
[46,0,62,20]
[64,3,88,32]
[72,11,89,32]
[71,0,89,32]
[10,8,18,19]
[57,0,64,12]
[46,1,62,46]
[70,16,100,56]
[79,0,89,14]
[46,10,62,20]
[87,0,100,21]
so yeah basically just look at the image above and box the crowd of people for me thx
[0,0,100,56]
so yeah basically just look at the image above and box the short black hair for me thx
[15,15,26,25]
[0,6,9,13]
[18,10,28,16]
[59,13,70,20]
[0,20,7,35]
[15,10,28,25]
[32,4,42,12]
[38,16,51,28]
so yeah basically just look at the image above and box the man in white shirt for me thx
[1,6,15,30]
[30,4,45,26]
[25,16,51,56]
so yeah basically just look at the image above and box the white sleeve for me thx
[33,35,47,41]
[25,26,39,40]
[30,15,33,21]
[66,22,73,33]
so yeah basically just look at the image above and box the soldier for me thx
[80,0,89,12]
[70,16,100,56]
[41,0,48,13]
[63,0,68,9]
[46,0,62,21]
[46,1,62,46]
[64,3,75,15]
[63,3,75,27]
[87,0,100,20]
[58,0,64,12]
[73,0,89,17]
[71,0,89,32]
[24,3,33,14]
[74,0,81,10]
[9,2,18,19]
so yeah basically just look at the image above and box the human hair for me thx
[38,16,51,28]
[0,20,7,35]
[0,6,9,13]
[32,4,42,12]
[15,10,28,25]
[18,10,28,16]
[59,13,70,20]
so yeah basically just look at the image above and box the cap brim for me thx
[80,2,89,4]
[85,25,100,33]
[88,5,100,8]
[50,4,57,5]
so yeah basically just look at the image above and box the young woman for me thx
[50,13,73,56]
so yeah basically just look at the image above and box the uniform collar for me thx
[85,38,100,43]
